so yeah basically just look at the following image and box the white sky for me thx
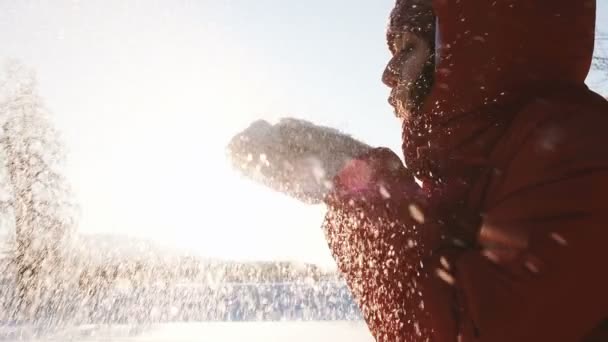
[1,1,607,266]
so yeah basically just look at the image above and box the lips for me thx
[388,85,411,118]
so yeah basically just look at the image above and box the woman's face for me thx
[382,31,433,119]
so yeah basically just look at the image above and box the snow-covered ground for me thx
[2,232,367,342]
[1,322,373,342]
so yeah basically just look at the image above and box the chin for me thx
[391,100,415,120]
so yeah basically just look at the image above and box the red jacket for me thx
[323,1,608,341]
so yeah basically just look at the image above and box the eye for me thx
[391,32,418,56]
[404,43,416,54]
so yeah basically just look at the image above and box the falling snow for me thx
[408,204,425,224]
[0,63,372,341]
[550,232,568,246]
[435,268,455,286]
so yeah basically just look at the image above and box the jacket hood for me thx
[425,0,596,118]
[399,0,597,178]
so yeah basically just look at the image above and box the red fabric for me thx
[323,1,608,341]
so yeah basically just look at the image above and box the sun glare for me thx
[2,0,343,267]
[57,53,334,266]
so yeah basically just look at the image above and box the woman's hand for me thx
[226,118,371,204]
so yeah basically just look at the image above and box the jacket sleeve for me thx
[322,147,459,341]
[323,146,608,341]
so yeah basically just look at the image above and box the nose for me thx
[382,56,400,89]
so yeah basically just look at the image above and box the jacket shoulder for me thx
[484,90,608,207]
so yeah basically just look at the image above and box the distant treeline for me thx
[75,257,342,294]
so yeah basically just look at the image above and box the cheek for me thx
[398,47,431,87]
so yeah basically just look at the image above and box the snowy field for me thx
[2,236,370,341]
[0,322,373,342]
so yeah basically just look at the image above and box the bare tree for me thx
[0,60,78,320]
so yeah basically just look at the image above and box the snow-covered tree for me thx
[0,60,78,320]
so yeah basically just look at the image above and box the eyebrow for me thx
[387,31,408,55]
